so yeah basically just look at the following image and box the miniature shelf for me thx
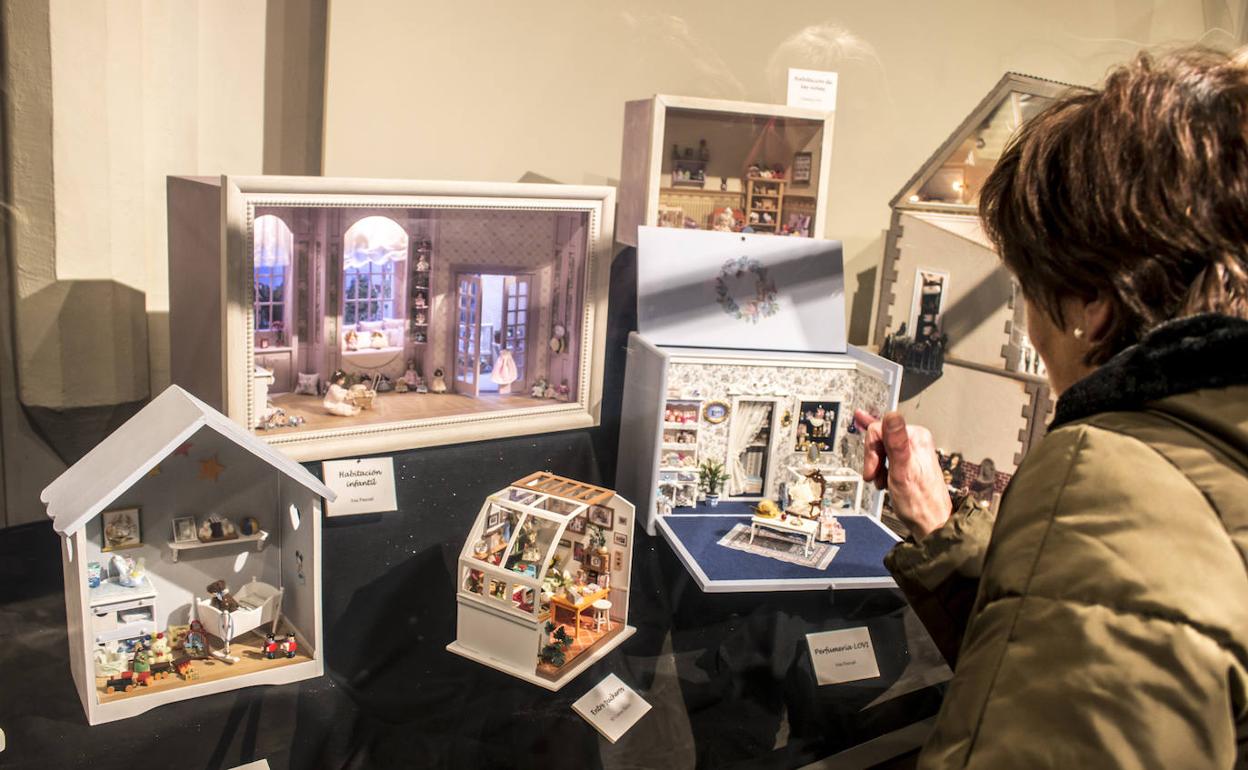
[167,530,268,562]
[662,422,698,430]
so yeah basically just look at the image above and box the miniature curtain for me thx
[727,401,772,496]
[253,214,293,268]
[343,216,409,269]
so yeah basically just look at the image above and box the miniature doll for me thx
[531,378,548,398]
[183,620,208,658]
[492,348,518,394]
[414,293,427,309]
[263,633,280,659]
[712,207,736,232]
[323,370,361,416]
[542,382,557,399]
[555,380,569,401]
[430,368,448,393]
[415,251,431,272]
[343,329,358,351]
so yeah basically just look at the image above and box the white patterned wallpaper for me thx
[666,359,893,510]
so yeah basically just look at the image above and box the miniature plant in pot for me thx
[588,524,608,555]
[539,621,572,667]
[698,459,730,507]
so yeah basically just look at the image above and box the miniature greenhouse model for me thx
[873,73,1070,487]
[167,175,615,461]
[447,473,635,691]
[616,228,903,592]
[40,385,333,725]
[617,95,834,246]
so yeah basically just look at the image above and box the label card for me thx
[807,626,881,685]
[787,68,839,112]
[322,457,398,516]
[572,673,652,743]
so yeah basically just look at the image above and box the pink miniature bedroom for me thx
[247,205,589,434]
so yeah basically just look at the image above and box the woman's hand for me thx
[854,409,952,540]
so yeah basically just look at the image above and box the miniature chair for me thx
[591,599,612,632]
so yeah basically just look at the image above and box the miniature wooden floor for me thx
[96,628,312,704]
[536,619,624,682]
[264,391,553,433]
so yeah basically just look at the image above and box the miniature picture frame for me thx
[589,553,604,570]
[101,507,142,552]
[792,151,813,184]
[567,515,587,535]
[589,506,613,529]
[171,516,198,544]
[614,532,628,547]
[573,542,585,562]
[703,401,730,424]
[486,508,503,529]
[558,538,571,549]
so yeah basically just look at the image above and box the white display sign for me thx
[572,673,652,743]
[637,227,847,353]
[322,457,398,516]
[807,626,881,685]
[787,68,839,112]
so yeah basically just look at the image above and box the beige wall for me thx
[323,0,1219,342]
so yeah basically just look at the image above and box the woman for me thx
[857,48,1248,767]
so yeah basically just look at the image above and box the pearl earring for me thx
[1073,327,1085,339]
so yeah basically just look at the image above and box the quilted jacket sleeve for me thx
[884,497,994,667]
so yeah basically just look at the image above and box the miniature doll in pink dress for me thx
[491,349,518,394]
[323,371,360,416]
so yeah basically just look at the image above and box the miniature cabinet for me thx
[874,73,1069,489]
[617,95,834,246]
[447,473,635,690]
[40,385,333,725]
[617,228,902,592]
[167,175,615,461]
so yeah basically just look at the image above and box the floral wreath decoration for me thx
[715,256,779,324]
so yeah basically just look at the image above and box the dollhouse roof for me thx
[40,385,335,537]
[891,73,1077,212]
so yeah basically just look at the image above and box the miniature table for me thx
[549,586,609,640]
[749,514,818,557]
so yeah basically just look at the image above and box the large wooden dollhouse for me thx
[40,385,333,725]
[167,175,615,461]
[447,473,635,691]
[873,73,1072,487]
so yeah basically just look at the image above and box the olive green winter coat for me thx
[886,314,1248,768]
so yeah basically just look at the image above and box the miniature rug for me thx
[717,523,840,570]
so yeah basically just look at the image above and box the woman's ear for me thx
[1082,295,1113,342]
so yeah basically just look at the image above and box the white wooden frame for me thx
[170,175,615,461]
[618,94,836,246]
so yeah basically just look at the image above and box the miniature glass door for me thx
[727,398,780,498]
[454,275,483,396]
[502,275,531,387]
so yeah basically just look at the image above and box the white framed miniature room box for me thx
[40,385,333,725]
[167,175,615,461]
[617,95,834,246]
[616,227,902,593]
[873,73,1069,489]
[447,473,635,691]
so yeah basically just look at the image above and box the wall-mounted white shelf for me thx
[167,530,268,563]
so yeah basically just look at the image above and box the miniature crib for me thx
[195,578,284,644]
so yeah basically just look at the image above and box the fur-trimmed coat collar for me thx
[1050,313,1248,431]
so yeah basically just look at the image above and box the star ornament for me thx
[198,455,226,482]
[174,442,193,457]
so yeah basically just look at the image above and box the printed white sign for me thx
[787,68,839,112]
[322,457,398,516]
[807,626,881,685]
[572,673,652,743]
[228,761,270,770]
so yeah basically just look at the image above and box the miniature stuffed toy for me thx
[150,632,172,664]
[206,579,240,613]
[199,513,237,542]
[343,330,358,351]
[531,378,548,398]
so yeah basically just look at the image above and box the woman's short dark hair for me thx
[980,47,1248,364]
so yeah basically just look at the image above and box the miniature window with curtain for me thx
[253,215,293,344]
[342,216,407,353]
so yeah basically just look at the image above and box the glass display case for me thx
[617,95,834,246]
[167,175,615,461]
[447,473,635,690]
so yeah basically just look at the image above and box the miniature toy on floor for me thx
[448,472,636,691]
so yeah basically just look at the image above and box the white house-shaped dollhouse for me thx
[41,385,333,725]
[873,73,1071,488]
[616,228,903,592]
[447,473,635,691]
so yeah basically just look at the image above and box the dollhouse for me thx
[167,175,615,461]
[40,385,332,725]
[447,473,635,691]
[617,95,834,246]
[873,73,1071,489]
[616,228,902,592]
